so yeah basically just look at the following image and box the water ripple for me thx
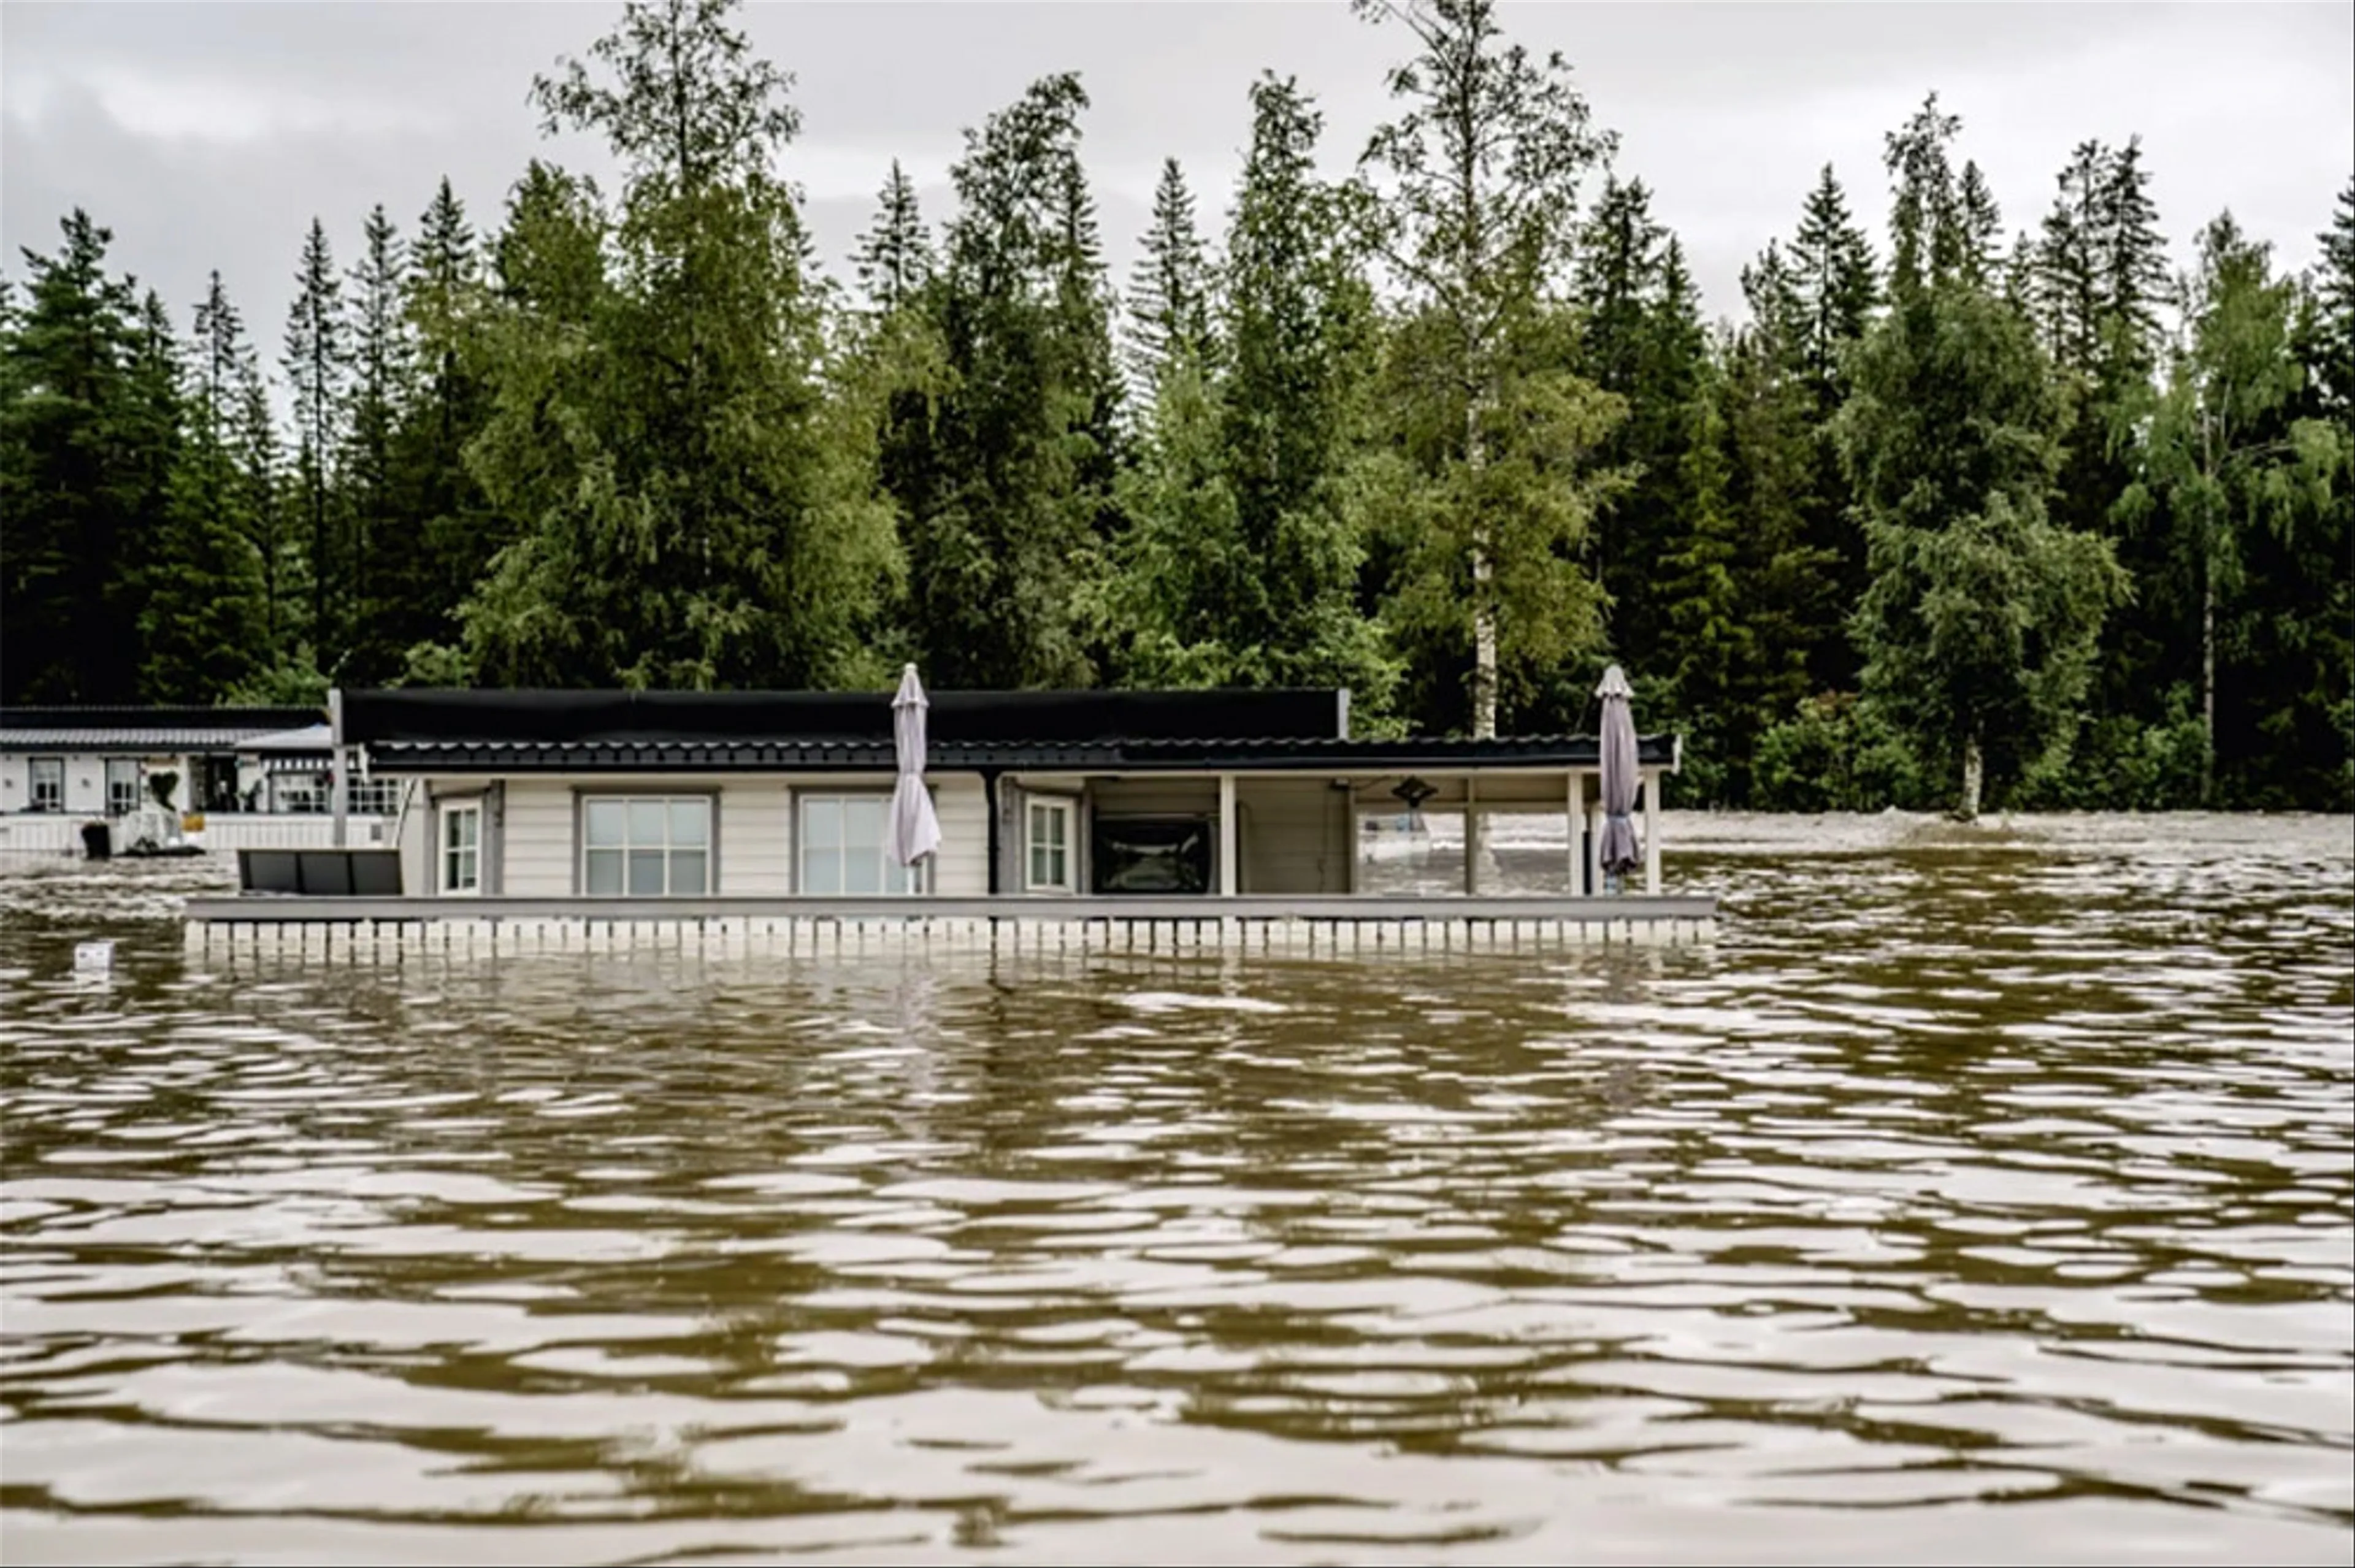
[1,814,2349,1565]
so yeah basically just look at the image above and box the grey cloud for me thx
[4,1,2348,363]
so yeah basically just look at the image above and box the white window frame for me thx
[580,795,713,898]
[104,759,142,817]
[440,800,482,896]
[1025,795,1075,892]
[29,757,64,813]
[348,778,399,816]
[797,792,925,897]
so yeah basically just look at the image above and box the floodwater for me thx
[1,813,2349,1567]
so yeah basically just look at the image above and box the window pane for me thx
[802,846,840,895]
[670,800,708,846]
[802,798,840,849]
[843,846,883,895]
[627,849,666,895]
[670,850,708,895]
[586,848,624,895]
[586,800,626,847]
[628,801,667,845]
[1030,843,1048,885]
[844,798,884,852]
[894,859,921,895]
[1049,844,1066,885]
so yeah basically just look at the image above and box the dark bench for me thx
[238,848,404,897]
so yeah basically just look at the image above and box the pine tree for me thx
[1788,166,1879,408]
[1571,178,1707,687]
[467,0,897,688]
[1957,159,2005,289]
[144,274,266,700]
[1123,158,1211,399]
[342,204,408,679]
[911,72,1115,688]
[394,174,495,668]
[854,160,933,315]
[0,210,150,702]
[1352,0,1623,737]
[1106,72,1393,703]
[283,216,347,676]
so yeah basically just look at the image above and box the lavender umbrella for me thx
[1596,664,1641,888]
[886,664,942,874]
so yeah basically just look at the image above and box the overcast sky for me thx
[4,1,2349,355]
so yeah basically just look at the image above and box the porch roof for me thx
[360,732,1679,775]
[0,706,324,752]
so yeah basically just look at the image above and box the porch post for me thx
[1217,773,1238,897]
[1643,767,1661,894]
[1463,775,1479,896]
[1566,769,1585,897]
[329,687,347,849]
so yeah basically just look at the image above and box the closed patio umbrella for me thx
[1596,664,1641,891]
[887,664,943,873]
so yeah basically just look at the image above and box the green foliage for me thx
[461,0,900,689]
[1753,692,1932,812]
[0,210,154,702]
[0,0,2345,814]
[1352,0,1620,735]
[142,273,267,702]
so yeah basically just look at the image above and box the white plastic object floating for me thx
[74,940,115,974]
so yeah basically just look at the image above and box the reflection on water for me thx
[2,814,2350,1566]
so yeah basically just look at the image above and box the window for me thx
[29,757,63,813]
[348,779,400,816]
[798,794,921,895]
[1027,797,1074,891]
[105,759,142,817]
[583,797,709,897]
[440,801,481,895]
[271,775,328,814]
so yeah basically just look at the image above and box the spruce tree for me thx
[467,0,898,688]
[854,160,933,315]
[1123,158,1211,399]
[343,204,408,679]
[396,174,494,667]
[283,216,347,676]
[145,275,266,700]
[0,210,148,702]
[912,72,1115,688]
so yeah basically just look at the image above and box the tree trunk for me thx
[2201,563,2216,809]
[1958,734,1983,821]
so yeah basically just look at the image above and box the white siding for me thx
[0,754,25,812]
[933,775,989,895]
[721,782,792,895]
[499,778,579,897]
[1237,779,1349,895]
[442,773,993,899]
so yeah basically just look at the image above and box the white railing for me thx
[0,813,392,857]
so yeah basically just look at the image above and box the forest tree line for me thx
[3,0,2349,814]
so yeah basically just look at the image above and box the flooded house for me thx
[185,684,1714,956]
[0,705,396,858]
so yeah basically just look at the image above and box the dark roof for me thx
[364,733,1678,774]
[342,687,1349,746]
[0,706,324,752]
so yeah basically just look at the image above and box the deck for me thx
[182,893,1719,961]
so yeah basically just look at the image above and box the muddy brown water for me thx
[1,813,2349,1566]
